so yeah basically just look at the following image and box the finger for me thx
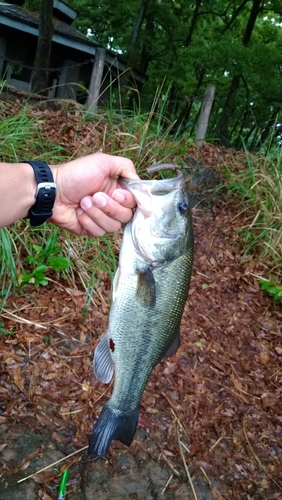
[111,188,137,209]
[81,193,133,225]
[76,210,108,237]
[92,193,134,223]
[79,197,127,234]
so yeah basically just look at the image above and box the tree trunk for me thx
[172,69,205,134]
[218,74,241,147]
[242,0,262,46]
[195,84,216,146]
[222,0,249,34]
[218,0,263,146]
[128,0,149,68]
[184,0,202,47]
[256,107,280,150]
[120,0,149,107]
[166,0,202,131]
[86,48,106,113]
[138,13,154,75]
[31,0,54,95]
[233,106,251,148]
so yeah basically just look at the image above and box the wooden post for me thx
[86,48,106,113]
[57,59,80,99]
[0,38,6,80]
[195,84,216,146]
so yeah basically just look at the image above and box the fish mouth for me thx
[119,173,184,216]
[119,172,184,192]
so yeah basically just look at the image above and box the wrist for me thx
[21,162,38,207]
[18,162,38,216]
[48,164,59,212]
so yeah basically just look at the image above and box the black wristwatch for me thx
[24,161,57,227]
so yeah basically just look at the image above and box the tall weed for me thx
[226,148,282,275]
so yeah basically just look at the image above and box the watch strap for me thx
[24,161,56,227]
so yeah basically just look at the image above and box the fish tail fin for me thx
[88,403,140,458]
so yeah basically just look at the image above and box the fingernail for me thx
[81,196,93,210]
[112,189,126,203]
[76,207,84,216]
[93,193,107,208]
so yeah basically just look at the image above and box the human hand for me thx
[50,153,138,236]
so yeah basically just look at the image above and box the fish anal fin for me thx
[136,267,156,307]
[163,328,180,358]
[93,333,114,384]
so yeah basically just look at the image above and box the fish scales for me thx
[109,250,193,410]
[89,171,194,457]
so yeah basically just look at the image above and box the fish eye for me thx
[178,202,188,214]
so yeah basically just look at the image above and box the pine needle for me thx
[177,428,198,500]
[17,446,87,483]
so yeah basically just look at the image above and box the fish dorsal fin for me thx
[136,267,156,307]
[163,328,180,358]
[93,333,114,384]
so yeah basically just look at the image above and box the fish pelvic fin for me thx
[88,403,140,458]
[163,327,180,358]
[93,333,114,384]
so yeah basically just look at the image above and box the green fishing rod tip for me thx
[57,469,69,499]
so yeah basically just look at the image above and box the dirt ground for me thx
[0,99,282,499]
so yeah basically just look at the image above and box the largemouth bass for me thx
[89,170,194,457]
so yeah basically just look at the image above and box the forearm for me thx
[0,154,137,234]
[0,162,38,227]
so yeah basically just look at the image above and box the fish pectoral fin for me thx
[163,328,180,358]
[136,267,156,307]
[93,333,114,384]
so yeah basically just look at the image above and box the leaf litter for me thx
[0,99,281,499]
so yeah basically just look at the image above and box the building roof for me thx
[53,0,77,22]
[0,3,99,48]
[0,3,146,82]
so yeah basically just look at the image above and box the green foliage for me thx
[23,0,40,12]
[20,237,73,288]
[259,277,282,302]
[68,0,282,148]
[44,335,53,343]
[20,264,49,287]
[0,321,14,336]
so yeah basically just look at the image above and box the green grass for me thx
[259,276,282,302]
[66,233,118,315]
[0,105,65,162]
[225,147,282,277]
